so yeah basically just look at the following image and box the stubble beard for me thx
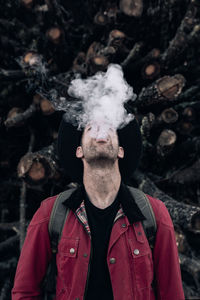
[83,142,118,168]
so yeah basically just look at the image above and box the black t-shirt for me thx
[84,191,120,300]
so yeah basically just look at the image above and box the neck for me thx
[83,161,121,209]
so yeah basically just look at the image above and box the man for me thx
[12,117,185,300]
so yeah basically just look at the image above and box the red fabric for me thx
[12,194,185,300]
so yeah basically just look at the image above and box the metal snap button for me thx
[110,257,116,264]
[134,249,140,255]
[83,253,88,257]
[121,224,126,228]
[70,248,75,254]
[137,231,142,236]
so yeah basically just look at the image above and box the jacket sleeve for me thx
[12,197,54,300]
[152,199,185,300]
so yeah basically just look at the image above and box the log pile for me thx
[0,0,200,298]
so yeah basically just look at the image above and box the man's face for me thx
[76,124,124,164]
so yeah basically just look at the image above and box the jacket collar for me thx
[62,182,145,224]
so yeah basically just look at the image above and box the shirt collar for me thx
[62,182,145,224]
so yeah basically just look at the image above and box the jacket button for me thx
[121,224,126,228]
[134,249,140,255]
[137,231,142,236]
[83,253,88,257]
[70,248,75,254]
[110,257,116,264]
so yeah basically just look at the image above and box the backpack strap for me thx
[127,186,157,249]
[48,188,76,253]
[43,188,77,298]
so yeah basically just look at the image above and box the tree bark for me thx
[161,1,200,68]
[133,170,200,231]
[4,104,37,128]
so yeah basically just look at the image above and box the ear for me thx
[76,146,84,158]
[118,146,124,159]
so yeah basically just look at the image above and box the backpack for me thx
[43,186,157,299]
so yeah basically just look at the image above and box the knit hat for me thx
[57,116,142,183]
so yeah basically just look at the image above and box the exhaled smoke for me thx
[64,64,136,138]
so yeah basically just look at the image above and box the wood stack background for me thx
[0,0,200,298]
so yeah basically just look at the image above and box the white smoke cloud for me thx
[65,64,136,138]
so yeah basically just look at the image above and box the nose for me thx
[96,130,109,140]
[89,123,111,140]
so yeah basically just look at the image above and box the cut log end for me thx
[89,55,109,74]
[7,107,23,118]
[4,107,32,128]
[17,153,35,178]
[23,52,40,66]
[46,27,63,44]
[109,30,126,40]
[157,75,186,100]
[145,64,156,76]
[94,55,108,65]
[94,12,108,26]
[161,108,178,124]
[119,0,143,17]
[142,61,160,80]
[158,129,177,146]
[157,129,177,157]
[28,161,45,181]
[182,107,196,121]
[17,153,55,185]
[33,94,55,115]
[136,74,186,109]
[40,98,55,115]
[5,108,24,127]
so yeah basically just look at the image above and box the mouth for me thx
[95,138,108,143]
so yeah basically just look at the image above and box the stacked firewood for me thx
[0,0,200,298]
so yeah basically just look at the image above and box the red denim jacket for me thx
[12,192,185,300]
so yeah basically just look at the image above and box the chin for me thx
[92,154,117,164]
[95,150,114,159]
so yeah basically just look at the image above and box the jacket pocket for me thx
[57,238,79,288]
[58,237,79,258]
[128,239,153,290]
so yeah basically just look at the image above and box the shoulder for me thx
[29,194,58,226]
[145,194,173,228]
